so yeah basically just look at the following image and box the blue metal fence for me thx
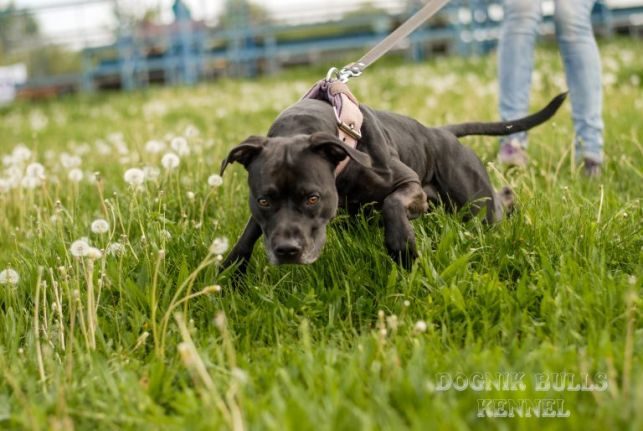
[14,0,643,96]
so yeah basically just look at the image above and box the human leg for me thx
[554,0,604,167]
[498,0,542,154]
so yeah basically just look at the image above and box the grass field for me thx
[0,40,641,430]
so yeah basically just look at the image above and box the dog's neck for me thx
[300,79,363,176]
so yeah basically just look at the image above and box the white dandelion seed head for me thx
[107,132,125,145]
[29,111,48,131]
[123,168,145,186]
[12,145,32,164]
[209,237,229,255]
[70,239,91,257]
[84,171,98,184]
[145,139,166,154]
[186,191,195,200]
[0,178,10,193]
[207,174,223,187]
[87,247,103,260]
[414,320,428,333]
[68,168,83,183]
[60,152,81,169]
[91,218,110,234]
[106,242,126,256]
[96,140,111,155]
[170,136,190,156]
[143,166,160,182]
[114,142,129,156]
[7,165,22,179]
[25,162,45,178]
[20,176,40,190]
[75,144,90,155]
[184,125,199,137]
[0,268,20,285]
[161,153,180,170]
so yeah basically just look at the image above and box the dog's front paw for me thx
[385,235,418,269]
[222,252,247,271]
[220,252,252,287]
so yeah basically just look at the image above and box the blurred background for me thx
[1,0,642,103]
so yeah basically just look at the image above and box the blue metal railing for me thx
[16,1,643,95]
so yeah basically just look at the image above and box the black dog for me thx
[220,92,566,271]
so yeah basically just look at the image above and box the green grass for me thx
[0,39,641,430]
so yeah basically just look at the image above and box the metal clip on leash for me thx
[325,0,451,83]
[326,62,366,83]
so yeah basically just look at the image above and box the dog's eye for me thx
[306,194,320,206]
[257,197,271,208]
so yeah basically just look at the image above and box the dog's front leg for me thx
[222,217,262,274]
[382,182,428,268]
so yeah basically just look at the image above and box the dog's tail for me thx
[444,92,567,138]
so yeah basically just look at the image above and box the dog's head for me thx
[221,132,371,264]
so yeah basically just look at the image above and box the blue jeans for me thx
[498,0,604,163]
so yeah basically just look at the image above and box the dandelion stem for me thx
[95,175,109,218]
[50,268,66,351]
[73,260,90,351]
[34,267,47,392]
[158,254,217,357]
[174,312,234,427]
[199,190,214,228]
[150,252,163,357]
[85,258,97,350]
[597,184,604,224]
[622,290,637,402]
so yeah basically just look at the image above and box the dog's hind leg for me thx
[382,182,428,268]
[222,217,262,274]
[432,135,503,223]
[422,183,441,208]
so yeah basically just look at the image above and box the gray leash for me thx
[328,0,452,82]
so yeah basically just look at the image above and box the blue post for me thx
[117,33,135,91]
[407,1,424,62]
[265,31,278,75]
[451,0,469,56]
[81,49,94,92]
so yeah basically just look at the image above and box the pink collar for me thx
[301,79,363,175]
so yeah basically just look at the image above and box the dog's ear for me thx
[309,132,371,169]
[220,136,266,175]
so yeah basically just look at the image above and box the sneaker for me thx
[583,159,602,178]
[498,139,528,167]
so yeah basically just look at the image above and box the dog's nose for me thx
[274,242,302,259]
